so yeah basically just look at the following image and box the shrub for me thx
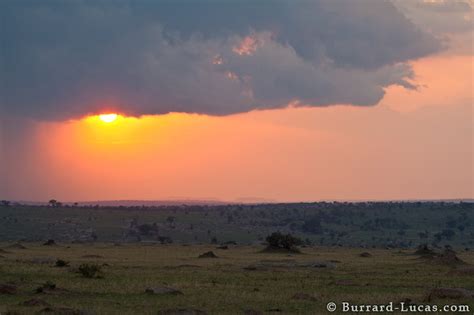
[78,263,103,278]
[35,281,56,293]
[158,236,173,244]
[265,232,303,251]
[55,259,69,267]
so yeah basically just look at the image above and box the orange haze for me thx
[1,54,473,202]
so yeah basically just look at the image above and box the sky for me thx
[1,0,473,202]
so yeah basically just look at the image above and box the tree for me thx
[49,199,58,207]
[301,216,322,234]
[265,232,302,251]
[0,200,10,207]
[166,216,176,228]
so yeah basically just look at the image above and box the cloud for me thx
[1,0,441,120]
[394,0,474,35]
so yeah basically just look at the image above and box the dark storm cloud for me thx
[0,0,441,120]
[394,0,473,35]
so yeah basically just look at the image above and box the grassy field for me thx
[1,202,472,249]
[0,243,473,314]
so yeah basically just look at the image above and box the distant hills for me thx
[13,198,473,207]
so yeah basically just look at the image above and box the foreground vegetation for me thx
[0,242,473,314]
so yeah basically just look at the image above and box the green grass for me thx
[0,243,473,314]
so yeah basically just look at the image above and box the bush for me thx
[265,232,303,251]
[35,281,56,293]
[78,263,103,278]
[158,236,173,244]
[301,216,323,234]
[55,259,69,267]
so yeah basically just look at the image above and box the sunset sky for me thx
[1,0,473,202]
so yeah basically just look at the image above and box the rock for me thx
[265,308,282,312]
[145,286,183,295]
[243,310,263,315]
[0,284,17,295]
[198,251,218,258]
[291,293,318,301]
[425,288,474,301]
[157,309,207,315]
[43,239,57,246]
[216,245,229,250]
[359,252,372,258]
[21,298,50,307]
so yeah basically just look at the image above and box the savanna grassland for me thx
[0,202,472,248]
[0,243,473,314]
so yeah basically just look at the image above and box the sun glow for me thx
[99,113,118,123]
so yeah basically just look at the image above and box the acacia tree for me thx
[266,232,302,251]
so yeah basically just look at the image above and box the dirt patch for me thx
[425,287,474,301]
[0,284,17,295]
[198,251,218,258]
[157,309,207,315]
[359,252,372,258]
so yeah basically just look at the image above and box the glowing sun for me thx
[99,113,118,123]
